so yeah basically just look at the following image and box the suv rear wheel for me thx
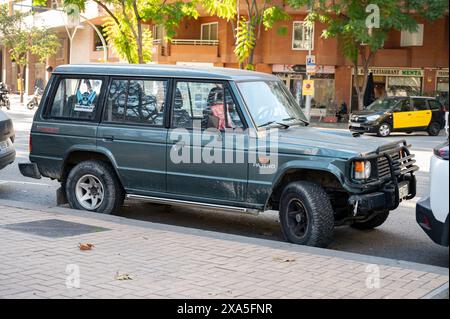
[351,210,389,230]
[279,181,334,247]
[66,160,124,214]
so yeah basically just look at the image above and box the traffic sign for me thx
[306,55,316,75]
[302,80,314,96]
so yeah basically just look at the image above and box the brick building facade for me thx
[1,0,448,111]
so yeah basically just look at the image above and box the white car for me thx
[416,140,449,246]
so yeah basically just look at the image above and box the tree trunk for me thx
[247,47,255,69]
[132,2,144,64]
[18,65,24,104]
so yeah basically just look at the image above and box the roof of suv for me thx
[53,64,278,82]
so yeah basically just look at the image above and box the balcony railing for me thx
[171,39,219,46]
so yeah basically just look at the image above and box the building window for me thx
[401,24,424,47]
[292,21,313,50]
[201,22,218,41]
[93,25,107,51]
[153,25,165,41]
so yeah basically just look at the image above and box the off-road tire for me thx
[427,122,441,136]
[66,160,124,214]
[351,210,389,230]
[279,181,334,247]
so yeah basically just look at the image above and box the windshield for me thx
[366,98,400,111]
[237,80,308,128]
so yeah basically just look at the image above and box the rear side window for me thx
[413,99,429,111]
[48,78,103,120]
[103,78,167,126]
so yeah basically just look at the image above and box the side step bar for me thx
[127,194,261,215]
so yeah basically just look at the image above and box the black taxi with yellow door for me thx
[349,96,446,137]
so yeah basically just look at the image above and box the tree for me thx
[52,0,199,64]
[0,5,60,102]
[202,0,290,70]
[288,0,448,110]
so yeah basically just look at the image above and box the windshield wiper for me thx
[282,117,309,127]
[258,121,290,129]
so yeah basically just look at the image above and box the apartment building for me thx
[1,0,448,111]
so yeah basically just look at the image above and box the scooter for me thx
[27,86,43,110]
[0,82,10,110]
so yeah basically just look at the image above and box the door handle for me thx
[103,135,114,141]
[407,113,412,116]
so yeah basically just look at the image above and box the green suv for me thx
[19,64,418,247]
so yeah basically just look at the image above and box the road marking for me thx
[0,180,54,186]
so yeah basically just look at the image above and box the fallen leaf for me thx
[272,256,296,263]
[115,271,133,280]
[79,243,94,251]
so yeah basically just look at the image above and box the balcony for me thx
[152,39,220,64]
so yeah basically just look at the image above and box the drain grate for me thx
[1,219,110,238]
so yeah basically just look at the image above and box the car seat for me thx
[173,88,192,128]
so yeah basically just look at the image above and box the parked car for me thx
[349,96,446,137]
[0,109,15,170]
[416,140,449,246]
[19,64,418,247]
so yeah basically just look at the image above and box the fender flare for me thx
[61,145,124,185]
[264,160,348,209]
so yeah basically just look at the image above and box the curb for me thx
[1,198,449,280]
[423,282,449,299]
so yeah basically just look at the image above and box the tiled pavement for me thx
[0,200,448,299]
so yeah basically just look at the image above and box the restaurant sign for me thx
[437,69,449,78]
[355,68,424,77]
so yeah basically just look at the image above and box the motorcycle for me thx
[27,86,43,110]
[0,82,10,110]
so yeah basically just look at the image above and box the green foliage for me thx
[234,18,256,64]
[289,0,448,63]
[277,26,288,36]
[201,0,236,21]
[140,0,199,40]
[62,0,200,63]
[263,6,290,30]
[0,4,60,66]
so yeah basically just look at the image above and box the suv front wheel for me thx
[279,181,334,247]
[66,160,124,214]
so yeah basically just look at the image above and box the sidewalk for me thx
[0,199,448,299]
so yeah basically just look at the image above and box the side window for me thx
[428,100,442,111]
[104,78,167,126]
[173,81,244,130]
[413,99,429,111]
[49,78,103,120]
[396,99,412,112]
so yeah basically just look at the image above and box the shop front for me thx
[352,67,424,110]
[273,64,335,111]
[436,69,449,109]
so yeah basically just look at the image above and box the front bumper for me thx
[348,175,416,214]
[416,197,449,246]
[348,122,379,133]
[18,162,42,179]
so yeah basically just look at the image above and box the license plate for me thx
[399,183,409,199]
[351,123,361,127]
[0,141,8,151]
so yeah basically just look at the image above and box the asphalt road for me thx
[1,103,448,268]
